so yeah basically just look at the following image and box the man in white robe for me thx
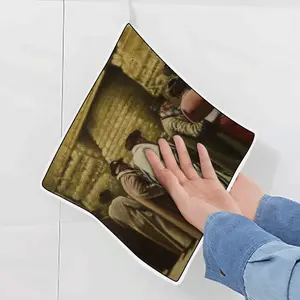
[110,158,164,201]
[107,195,194,255]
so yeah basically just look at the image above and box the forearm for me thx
[255,195,300,246]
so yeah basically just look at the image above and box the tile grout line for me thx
[60,0,65,137]
[57,0,65,300]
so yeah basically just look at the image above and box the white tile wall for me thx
[0,224,59,300]
[0,1,62,225]
[1,1,300,300]
[0,1,62,299]
[59,220,237,300]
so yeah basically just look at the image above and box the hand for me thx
[146,136,241,232]
[230,173,264,220]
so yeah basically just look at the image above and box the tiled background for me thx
[0,1,300,299]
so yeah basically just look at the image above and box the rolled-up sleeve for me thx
[203,212,279,295]
[255,195,300,246]
[244,241,300,300]
[204,212,300,299]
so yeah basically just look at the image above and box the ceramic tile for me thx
[0,224,58,300]
[0,1,63,225]
[62,2,126,134]
[60,202,94,223]
[59,221,237,300]
[62,0,300,6]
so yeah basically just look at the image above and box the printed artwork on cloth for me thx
[42,24,255,282]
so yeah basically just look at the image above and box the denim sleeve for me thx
[203,212,279,295]
[244,240,300,300]
[255,195,300,246]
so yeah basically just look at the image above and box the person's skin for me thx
[146,135,241,232]
[229,173,264,221]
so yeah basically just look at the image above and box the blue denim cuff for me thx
[255,194,300,246]
[203,212,279,295]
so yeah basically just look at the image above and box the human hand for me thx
[230,173,264,221]
[145,136,241,232]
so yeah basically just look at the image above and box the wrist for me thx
[202,210,223,233]
[190,204,222,233]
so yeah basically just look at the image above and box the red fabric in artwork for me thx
[219,115,254,145]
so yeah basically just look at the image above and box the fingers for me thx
[158,138,187,184]
[145,149,165,173]
[145,149,187,201]
[157,170,188,208]
[173,136,199,180]
[146,148,178,188]
[197,143,217,180]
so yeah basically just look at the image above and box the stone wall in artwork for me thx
[42,72,105,193]
[43,26,171,214]
[48,68,165,213]
[111,24,169,97]
[85,68,164,165]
